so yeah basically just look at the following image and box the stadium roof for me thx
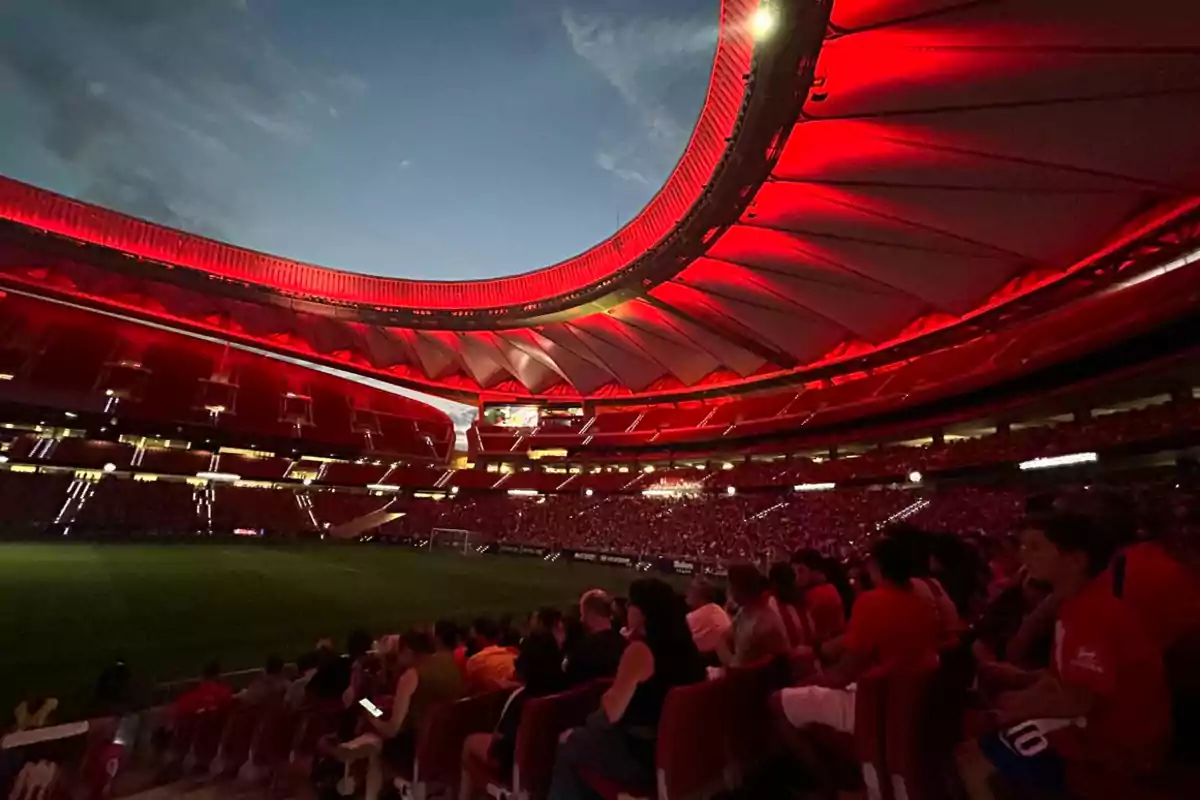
[2,0,1200,404]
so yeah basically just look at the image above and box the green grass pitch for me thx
[0,543,640,718]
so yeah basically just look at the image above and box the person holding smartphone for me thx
[337,629,464,800]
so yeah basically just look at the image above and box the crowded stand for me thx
[6,487,1198,800]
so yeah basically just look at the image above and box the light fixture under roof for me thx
[1019,452,1098,471]
[750,5,776,39]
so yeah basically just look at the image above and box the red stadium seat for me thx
[725,658,790,785]
[479,682,608,800]
[239,705,298,782]
[183,706,231,773]
[392,690,508,800]
[579,678,730,800]
[210,700,262,777]
[800,674,889,800]
[883,665,944,800]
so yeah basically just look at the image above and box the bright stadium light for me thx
[794,482,836,492]
[908,470,923,484]
[198,471,240,482]
[726,486,737,496]
[1019,452,1098,471]
[751,5,777,39]
[302,477,313,486]
[103,462,116,473]
[585,488,594,497]
[450,486,460,494]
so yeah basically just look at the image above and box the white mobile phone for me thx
[358,698,383,718]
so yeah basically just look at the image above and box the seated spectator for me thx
[434,619,468,674]
[91,659,140,718]
[548,578,704,799]
[768,562,809,649]
[1108,537,1200,652]
[342,630,465,800]
[285,651,320,709]
[929,530,991,617]
[972,572,1055,670]
[460,631,566,797]
[309,630,372,705]
[958,513,1172,798]
[565,590,627,685]
[717,564,788,667]
[465,618,517,693]
[173,661,233,717]
[611,596,629,635]
[772,536,939,739]
[239,654,289,706]
[792,549,847,644]
[685,577,732,655]
[531,606,566,649]
[886,524,963,643]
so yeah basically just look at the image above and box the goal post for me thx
[429,527,484,556]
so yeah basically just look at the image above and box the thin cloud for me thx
[595,151,650,186]
[561,5,716,191]
[0,0,362,236]
[560,6,717,152]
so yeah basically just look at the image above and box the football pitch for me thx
[0,543,639,717]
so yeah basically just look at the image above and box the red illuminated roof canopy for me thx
[1,0,1199,404]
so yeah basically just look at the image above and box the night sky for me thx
[0,0,717,280]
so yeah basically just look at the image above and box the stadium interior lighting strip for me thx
[1019,452,1099,470]
[366,484,401,492]
[794,482,836,492]
[507,489,540,497]
[196,471,241,482]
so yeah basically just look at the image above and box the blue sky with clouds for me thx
[0,0,717,280]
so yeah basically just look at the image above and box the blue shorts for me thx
[979,722,1067,794]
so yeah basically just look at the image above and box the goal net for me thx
[429,527,485,556]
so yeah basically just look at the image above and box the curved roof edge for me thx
[0,0,761,313]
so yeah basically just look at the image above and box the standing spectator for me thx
[465,618,517,693]
[565,590,627,685]
[717,564,788,667]
[958,513,1171,798]
[548,579,704,800]
[685,577,732,655]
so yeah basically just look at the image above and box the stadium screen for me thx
[483,405,540,428]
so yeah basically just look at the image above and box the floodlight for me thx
[751,6,776,39]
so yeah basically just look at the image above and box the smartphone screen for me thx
[358,698,383,718]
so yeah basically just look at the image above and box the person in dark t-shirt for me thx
[565,590,627,685]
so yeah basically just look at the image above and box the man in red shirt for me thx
[959,512,1172,798]
[173,661,233,717]
[792,549,848,645]
[771,536,939,737]
[1109,539,1200,652]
